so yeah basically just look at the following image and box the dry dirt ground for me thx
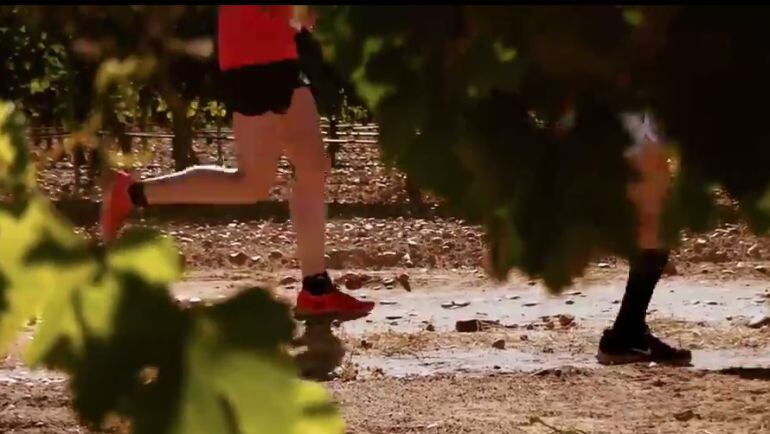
[2,132,770,433]
[1,244,769,434]
[3,364,769,434]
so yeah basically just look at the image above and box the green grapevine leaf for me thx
[107,228,182,285]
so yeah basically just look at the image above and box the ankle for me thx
[302,271,333,295]
[632,249,670,272]
[611,322,649,337]
[128,182,148,207]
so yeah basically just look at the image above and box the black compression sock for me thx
[613,249,670,334]
[302,271,333,296]
[128,182,148,207]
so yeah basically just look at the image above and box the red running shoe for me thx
[295,272,375,321]
[100,171,134,242]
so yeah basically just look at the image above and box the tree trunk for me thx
[327,116,341,168]
[216,121,224,166]
[171,104,196,171]
[406,175,423,209]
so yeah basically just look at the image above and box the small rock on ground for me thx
[557,314,575,327]
[673,409,696,422]
[395,273,412,291]
[748,314,770,329]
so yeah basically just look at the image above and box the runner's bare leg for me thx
[283,87,329,276]
[139,112,283,204]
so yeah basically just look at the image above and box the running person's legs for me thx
[101,60,305,240]
[99,112,283,240]
[283,86,329,277]
[140,113,283,205]
[100,63,373,320]
[597,113,691,365]
[283,86,374,320]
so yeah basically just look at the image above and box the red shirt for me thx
[218,5,298,71]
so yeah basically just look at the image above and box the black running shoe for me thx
[597,327,692,366]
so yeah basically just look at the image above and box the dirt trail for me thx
[1,270,769,433]
[172,271,770,378]
[330,366,770,434]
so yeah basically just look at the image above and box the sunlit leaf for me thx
[167,288,343,434]
[108,228,182,285]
